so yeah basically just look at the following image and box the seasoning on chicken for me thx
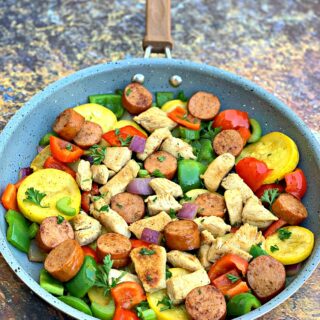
[103,147,132,172]
[149,178,183,198]
[161,136,196,160]
[76,160,92,191]
[91,164,109,185]
[145,194,182,216]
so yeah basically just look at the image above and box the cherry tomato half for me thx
[213,110,250,130]
[255,183,285,199]
[284,168,307,200]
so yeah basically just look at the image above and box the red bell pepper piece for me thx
[213,110,250,130]
[130,239,151,249]
[224,281,250,298]
[1,184,19,211]
[263,219,288,238]
[81,246,99,263]
[167,107,201,130]
[113,307,139,320]
[81,192,90,213]
[284,168,307,200]
[44,156,76,179]
[255,183,284,200]
[49,136,83,163]
[237,127,251,145]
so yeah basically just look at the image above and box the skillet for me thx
[0,1,319,319]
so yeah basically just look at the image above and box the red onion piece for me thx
[82,155,95,165]
[177,203,198,220]
[18,167,33,180]
[285,263,302,277]
[126,178,154,195]
[141,228,162,244]
[37,146,45,153]
[129,136,146,153]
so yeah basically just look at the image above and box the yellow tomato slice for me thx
[17,169,81,223]
[265,226,314,265]
[161,100,187,113]
[74,103,117,133]
[237,132,299,183]
[113,120,147,136]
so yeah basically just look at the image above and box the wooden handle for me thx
[143,0,173,53]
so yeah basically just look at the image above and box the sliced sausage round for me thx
[53,108,85,141]
[188,91,220,120]
[195,192,226,217]
[44,239,84,282]
[73,121,103,148]
[144,151,177,180]
[247,255,286,302]
[96,233,132,266]
[122,83,153,115]
[213,129,243,157]
[112,257,131,269]
[110,192,145,224]
[271,193,308,225]
[186,285,226,320]
[36,216,74,252]
[164,220,200,251]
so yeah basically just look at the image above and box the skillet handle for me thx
[143,0,173,54]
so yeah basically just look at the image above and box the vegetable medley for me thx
[1,82,315,320]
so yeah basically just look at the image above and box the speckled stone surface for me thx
[0,0,319,319]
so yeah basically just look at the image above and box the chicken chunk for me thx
[145,194,182,216]
[200,230,215,245]
[91,164,109,185]
[167,251,203,272]
[198,230,215,270]
[76,160,92,191]
[103,147,132,172]
[137,128,171,161]
[149,178,183,198]
[133,107,177,132]
[224,189,243,226]
[160,137,196,160]
[194,216,231,237]
[201,153,235,192]
[109,269,141,285]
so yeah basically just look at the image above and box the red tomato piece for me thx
[113,307,139,320]
[213,110,250,130]
[255,183,285,199]
[237,127,251,145]
[49,136,83,163]
[130,239,151,249]
[82,246,99,263]
[44,156,76,179]
[284,168,307,200]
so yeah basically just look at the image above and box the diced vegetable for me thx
[28,222,39,239]
[255,183,284,200]
[247,118,262,143]
[179,127,200,140]
[284,168,307,200]
[39,132,58,146]
[180,189,209,203]
[44,156,76,179]
[58,296,92,316]
[141,228,162,244]
[139,308,157,320]
[138,169,150,178]
[129,135,146,153]
[18,167,33,180]
[177,203,198,220]
[227,293,261,316]
[82,246,99,263]
[56,196,77,216]
[113,120,147,136]
[130,239,151,249]
[161,99,187,113]
[263,219,287,238]
[237,127,252,144]
[177,160,206,192]
[49,136,83,163]
[126,178,154,195]
[113,307,139,320]
[40,269,64,296]
[249,244,268,258]
[88,287,112,306]
[213,109,250,130]
[167,107,201,130]
[194,139,215,165]
[156,92,174,107]
[30,145,51,171]
[1,183,19,211]
[28,239,47,262]
[285,263,302,277]
[88,94,124,119]
[91,300,116,320]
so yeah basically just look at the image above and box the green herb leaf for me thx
[226,274,240,283]
[200,122,221,140]
[100,205,110,212]
[57,215,64,224]
[119,135,133,147]
[278,228,292,241]
[261,188,280,208]
[157,155,166,162]
[270,244,279,252]
[177,91,188,102]
[165,266,172,279]
[168,208,176,219]
[151,169,165,178]
[126,88,132,96]
[135,300,150,318]
[86,144,107,165]
[152,196,157,203]
[115,128,120,136]
[139,248,155,255]
[157,295,174,312]
[177,153,185,161]
[23,188,48,208]
[93,192,108,202]
[182,194,192,201]
[65,144,72,151]
[146,274,153,282]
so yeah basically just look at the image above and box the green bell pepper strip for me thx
[171,127,181,138]
[56,196,76,216]
[40,269,64,296]
[176,90,188,102]
[39,132,58,146]
[249,244,268,258]
[91,300,115,320]
[65,255,97,298]
[178,160,207,192]
[179,127,200,140]
[248,118,262,143]
[28,222,39,239]
[5,210,31,253]
[58,296,92,316]
[197,139,215,165]
[88,94,124,119]
[227,293,262,317]
[140,309,157,320]
[156,92,174,107]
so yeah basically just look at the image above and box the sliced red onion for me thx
[82,155,95,165]
[177,203,198,220]
[37,145,45,153]
[129,136,146,153]
[285,263,302,277]
[18,167,33,180]
[126,178,154,195]
[141,228,162,244]
[28,240,47,263]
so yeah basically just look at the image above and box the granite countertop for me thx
[0,0,319,319]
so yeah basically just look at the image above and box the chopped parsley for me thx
[115,128,120,136]
[278,228,292,241]
[93,192,108,202]
[165,266,172,279]
[200,121,221,140]
[146,274,153,282]
[270,244,279,252]
[57,215,64,224]
[177,90,188,102]
[157,155,166,162]
[182,194,192,201]
[139,248,155,255]
[168,208,176,219]
[135,301,150,318]
[119,135,133,147]
[82,178,91,182]
[86,144,107,165]
[23,188,48,208]
[151,169,165,178]
[260,188,280,207]
[100,205,110,212]
[226,274,240,283]
[65,144,72,151]
[126,88,132,96]
[152,197,158,203]
[157,295,174,312]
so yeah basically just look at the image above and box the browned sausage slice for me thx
[96,233,132,266]
[110,192,145,224]
[144,151,177,180]
[44,239,84,282]
[271,193,308,225]
[247,255,286,302]
[73,121,103,148]
[188,91,221,120]
[122,83,153,115]
[186,285,226,320]
[213,129,243,157]
[53,108,85,141]
[36,216,74,252]
[164,220,200,251]
[195,192,226,217]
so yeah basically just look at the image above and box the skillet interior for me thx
[0,58,319,320]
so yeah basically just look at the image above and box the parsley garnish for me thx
[226,274,240,283]
[65,144,72,151]
[140,248,155,255]
[168,208,176,219]
[115,128,120,136]
[177,91,188,102]
[278,228,292,241]
[157,295,173,312]
[151,169,165,178]
[177,153,185,161]
[200,122,221,140]
[135,301,150,318]
[119,135,133,147]
[57,215,64,224]
[270,244,279,252]
[100,205,110,212]
[165,266,172,279]
[23,188,48,208]
[126,88,132,96]
[93,192,108,202]
[182,194,192,201]
[261,188,280,208]
[152,197,157,203]
[157,155,166,162]
[86,144,107,165]
[146,274,153,282]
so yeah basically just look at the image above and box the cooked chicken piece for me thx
[90,193,112,212]
[108,170,116,178]
[224,189,243,226]
[109,269,141,285]
[91,164,109,185]
[167,250,203,272]
[160,137,196,160]
[145,194,182,216]
[99,160,140,197]
[198,245,212,270]
[76,160,92,191]
[133,107,177,132]
[200,230,215,245]
[194,216,231,237]
[149,178,183,198]
[201,153,235,192]
[103,147,132,172]
[129,211,172,239]
[166,269,210,304]
[137,128,171,161]
[130,245,166,293]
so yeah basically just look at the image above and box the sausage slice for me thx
[164,220,200,251]
[144,151,177,180]
[44,239,84,282]
[36,216,74,252]
[213,129,243,157]
[110,192,145,224]
[122,83,153,115]
[53,108,85,141]
[186,285,226,320]
[195,192,226,217]
[247,255,286,302]
[271,193,308,225]
[188,91,220,120]
[73,121,103,148]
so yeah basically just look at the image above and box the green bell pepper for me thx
[65,255,97,298]
[179,127,200,140]
[28,222,39,239]
[248,118,262,143]
[249,244,268,258]
[171,127,181,138]
[227,293,262,317]
[197,139,215,165]
[56,196,76,216]
[156,92,174,107]
[178,160,207,192]
[91,300,115,320]
[58,296,92,316]
[5,210,30,253]
[39,132,58,146]
[40,269,64,296]
[88,94,124,119]
[139,309,157,320]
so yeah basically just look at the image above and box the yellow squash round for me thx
[161,100,187,113]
